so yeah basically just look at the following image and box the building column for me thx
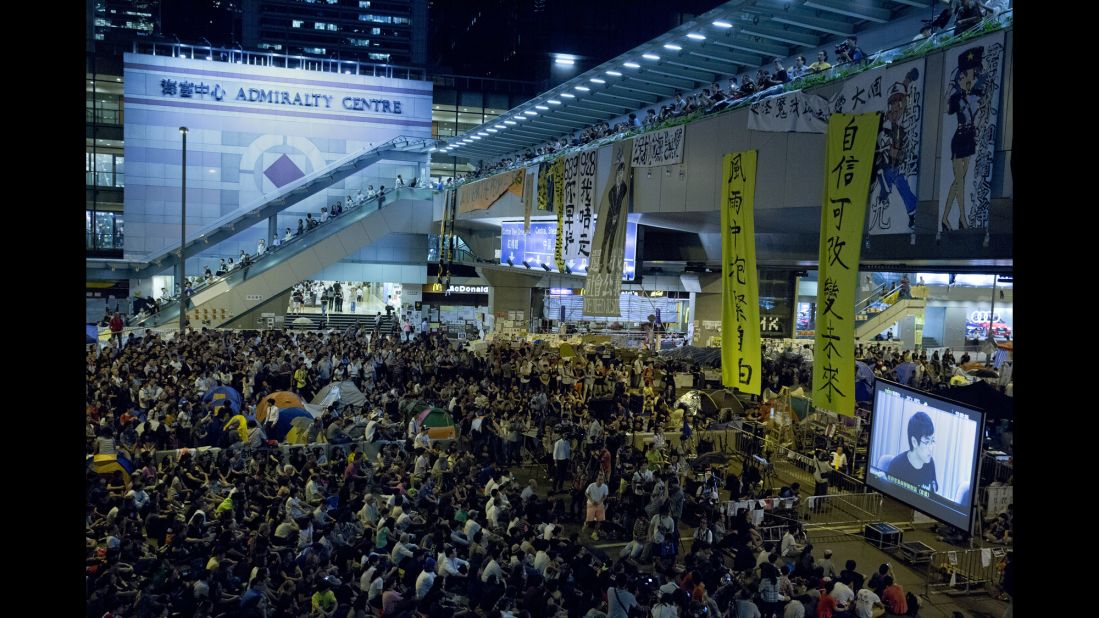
[478,268,545,333]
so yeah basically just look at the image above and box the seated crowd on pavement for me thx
[87,323,1017,618]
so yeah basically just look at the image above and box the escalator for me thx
[853,282,927,340]
[134,187,435,328]
[85,135,440,281]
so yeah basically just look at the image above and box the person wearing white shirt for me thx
[414,427,432,451]
[320,208,330,223]
[586,416,603,446]
[481,549,505,585]
[390,534,416,563]
[414,452,431,477]
[854,588,883,618]
[831,580,855,613]
[256,239,266,255]
[272,234,281,248]
[463,516,482,541]
[486,502,504,529]
[436,548,467,576]
[552,436,571,493]
[520,480,537,503]
[584,473,610,541]
[781,526,804,557]
[533,549,552,575]
[359,563,378,593]
[415,561,436,600]
[650,595,679,618]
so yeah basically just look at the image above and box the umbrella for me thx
[969,368,999,378]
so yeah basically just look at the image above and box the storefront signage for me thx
[429,283,489,296]
[158,79,405,114]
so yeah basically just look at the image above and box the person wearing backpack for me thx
[880,576,907,615]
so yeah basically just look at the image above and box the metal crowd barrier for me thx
[798,492,884,528]
[153,437,401,466]
[981,454,1013,484]
[925,546,1009,597]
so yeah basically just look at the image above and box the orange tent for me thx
[256,391,304,422]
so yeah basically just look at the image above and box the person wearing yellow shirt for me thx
[808,50,832,73]
[294,363,308,394]
[312,576,340,616]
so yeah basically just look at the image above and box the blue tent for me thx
[203,386,243,413]
[267,407,314,441]
[86,325,99,345]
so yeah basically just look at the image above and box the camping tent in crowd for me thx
[86,325,99,345]
[312,381,368,410]
[415,407,457,441]
[203,386,243,414]
[267,407,316,443]
[87,453,134,488]
[257,391,303,422]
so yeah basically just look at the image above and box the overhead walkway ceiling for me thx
[441,0,924,161]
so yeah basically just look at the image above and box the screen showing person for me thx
[866,380,984,531]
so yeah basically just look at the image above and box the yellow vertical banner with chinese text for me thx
[552,158,567,271]
[720,151,762,395]
[813,112,881,416]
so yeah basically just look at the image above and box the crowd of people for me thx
[455,3,1009,186]
[90,325,984,618]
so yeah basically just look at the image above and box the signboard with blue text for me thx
[501,216,638,280]
[122,53,432,259]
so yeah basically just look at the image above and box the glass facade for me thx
[428,74,538,181]
[87,73,125,257]
[244,0,425,65]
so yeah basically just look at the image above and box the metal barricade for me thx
[797,492,884,528]
[982,454,1013,484]
[925,547,1008,597]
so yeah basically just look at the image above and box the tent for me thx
[203,386,243,414]
[257,391,304,422]
[415,407,457,441]
[86,325,99,345]
[312,381,368,410]
[87,453,134,488]
[941,380,1014,421]
[267,407,316,442]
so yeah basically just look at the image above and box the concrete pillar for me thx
[268,216,278,244]
[692,273,724,346]
[478,268,544,332]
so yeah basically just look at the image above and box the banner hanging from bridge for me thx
[720,150,761,395]
[584,139,633,317]
[813,112,880,416]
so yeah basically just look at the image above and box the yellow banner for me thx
[720,151,762,395]
[457,169,524,214]
[813,112,881,416]
[552,158,566,270]
[537,161,549,215]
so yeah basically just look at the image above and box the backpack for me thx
[905,591,919,615]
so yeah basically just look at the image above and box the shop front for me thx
[420,283,491,338]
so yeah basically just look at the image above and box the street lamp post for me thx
[179,126,188,333]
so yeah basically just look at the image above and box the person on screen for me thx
[887,412,939,494]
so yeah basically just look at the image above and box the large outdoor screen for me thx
[867,380,984,531]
